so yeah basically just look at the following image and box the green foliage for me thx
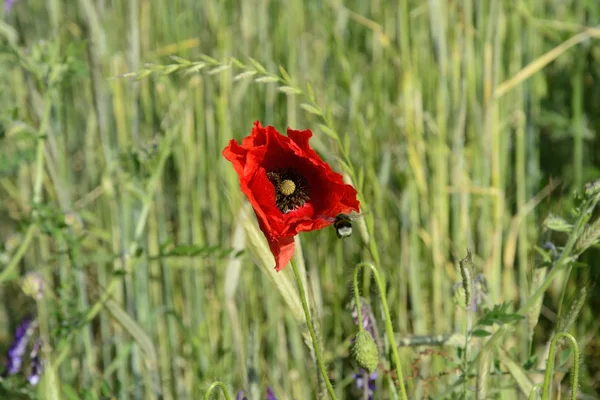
[477,303,525,327]
[0,0,599,399]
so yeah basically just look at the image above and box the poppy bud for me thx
[351,331,379,374]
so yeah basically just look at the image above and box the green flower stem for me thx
[354,262,408,400]
[352,271,365,334]
[541,332,579,400]
[203,381,232,400]
[290,259,338,400]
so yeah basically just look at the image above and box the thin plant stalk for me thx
[541,332,579,400]
[462,303,472,397]
[353,262,408,400]
[290,259,338,400]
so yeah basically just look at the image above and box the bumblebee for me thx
[320,212,363,238]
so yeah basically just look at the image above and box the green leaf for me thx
[162,64,182,75]
[300,103,323,116]
[230,56,245,68]
[247,57,267,74]
[279,86,302,95]
[317,123,338,140]
[471,329,492,337]
[306,82,315,101]
[255,75,280,83]
[168,55,191,64]
[183,62,207,75]
[279,65,292,82]
[523,354,538,370]
[477,302,524,327]
[233,70,258,81]
[207,64,231,75]
[199,54,219,64]
[62,385,81,400]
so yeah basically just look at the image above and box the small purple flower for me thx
[27,339,43,386]
[236,390,248,400]
[4,0,17,14]
[265,387,277,400]
[4,316,35,376]
[352,369,377,400]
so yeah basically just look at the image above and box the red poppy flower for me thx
[223,121,360,271]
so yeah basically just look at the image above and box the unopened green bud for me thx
[351,330,379,373]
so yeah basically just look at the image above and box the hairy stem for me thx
[541,332,579,400]
[291,260,338,399]
[203,381,232,400]
[354,262,408,400]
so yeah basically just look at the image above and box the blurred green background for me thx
[1,0,600,399]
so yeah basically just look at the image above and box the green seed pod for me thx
[352,330,379,374]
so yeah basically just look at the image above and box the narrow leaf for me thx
[318,123,338,139]
[279,65,292,82]
[255,76,280,83]
[300,103,323,116]
[207,64,231,75]
[234,70,258,81]
[278,86,302,95]
[199,54,219,64]
[247,57,267,74]
[183,63,207,74]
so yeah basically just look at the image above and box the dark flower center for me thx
[266,168,309,213]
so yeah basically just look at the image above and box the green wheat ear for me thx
[556,285,588,333]
[458,249,473,309]
[574,216,600,253]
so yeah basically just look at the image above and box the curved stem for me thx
[203,381,232,400]
[352,269,365,334]
[290,260,337,400]
[541,332,579,400]
[354,262,408,400]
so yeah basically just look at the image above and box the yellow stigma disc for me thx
[279,179,296,196]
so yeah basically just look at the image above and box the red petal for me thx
[223,121,361,272]
[286,127,320,160]
[248,167,282,237]
[269,236,296,272]
[240,120,268,148]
